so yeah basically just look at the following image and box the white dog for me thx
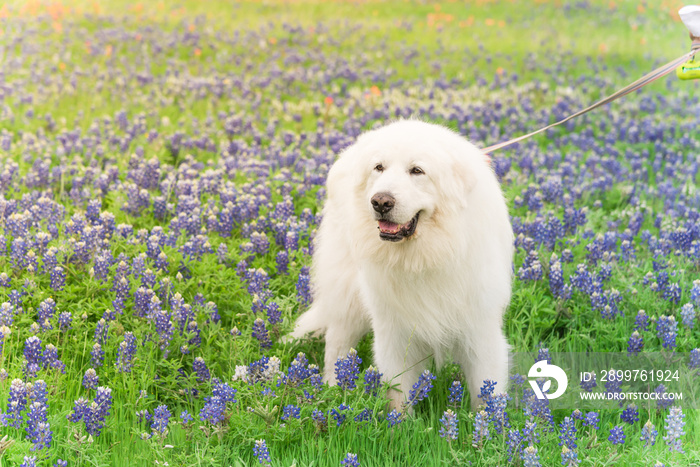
[289,119,513,409]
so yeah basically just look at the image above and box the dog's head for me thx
[325,119,510,272]
[345,120,479,246]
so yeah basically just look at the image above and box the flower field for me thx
[0,0,699,465]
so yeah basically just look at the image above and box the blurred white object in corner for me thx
[679,5,700,38]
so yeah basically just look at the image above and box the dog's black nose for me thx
[371,192,395,214]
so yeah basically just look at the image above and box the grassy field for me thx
[0,0,699,465]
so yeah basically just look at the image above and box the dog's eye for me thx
[410,166,425,175]
[374,163,384,172]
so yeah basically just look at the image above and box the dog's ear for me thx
[326,140,369,204]
[451,158,477,195]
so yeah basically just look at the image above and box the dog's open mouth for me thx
[377,213,419,242]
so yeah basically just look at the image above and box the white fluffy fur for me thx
[289,119,513,409]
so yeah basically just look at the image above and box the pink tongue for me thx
[378,220,401,234]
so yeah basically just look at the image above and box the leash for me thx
[482,41,700,154]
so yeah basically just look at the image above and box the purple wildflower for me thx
[663,406,685,452]
[253,439,271,466]
[335,348,361,391]
[640,420,658,446]
[363,366,382,396]
[407,370,436,406]
[608,425,625,445]
[82,369,99,390]
[439,409,458,442]
[341,453,360,467]
[620,404,639,425]
[115,332,137,373]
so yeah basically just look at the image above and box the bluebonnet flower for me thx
[284,231,299,251]
[506,428,524,462]
[20,456,37,467]
[448,380,464,407]
[0,302,14,327]
[690,349,700,369]
[477,379,496,406]
[58,312,72,331]
[330,404,351,427]
[82,369,99,390]
[283,352,312,387]
[193,357,211,382]
[487,392,510,434]
[29,380,48,407]
[296,266,312,308]
[335,348,361,391]
[634,310,649,331]
[627,331,643,356]
[536,347,551,364]
[570,263,594,295]
[549,259,572,299]
[439,409,458,442]
[68,387,113,437]
[115,332,137,373]
[608,425,625,445]
[523,384,554,429]
[583,412,599,430]
[560,445,580,466]
[521,445,541,467]
[640,419,658,446]
[24,336,43,378]
[50,267,65,291]
[309,371,323,391]
[246,356,270,384]
[561,249,575,263]
[94,318,109,345]
[604,369,622,399]
[200,382,237,425]
[252,295,265,315]
[150,405,171,438]
[180,410,193,426]
[252,318,272,349]
[253,439,271,466]
[664,282,681,304]
[558,416,577,449]
[341,453,360,467]
[663,406,685,452]
[281,405,301,421]
[3,379,27,428]
[311,409,327,431]
[472,410,490,447]
[37,298,56,330]
[655,315,677,350]
[91,343,105,367]
[265,301,281,325]
[680,303,695,328]
[275,251,289,274]
[354,408,373,423]
[691,280,700,306]
[386,409,402,427]
[620,404,639,425]
[620,240,635,262]
[363,366,382,396]
[407,370,436,406]
[246,268,271,299]
[518,251,543,282]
